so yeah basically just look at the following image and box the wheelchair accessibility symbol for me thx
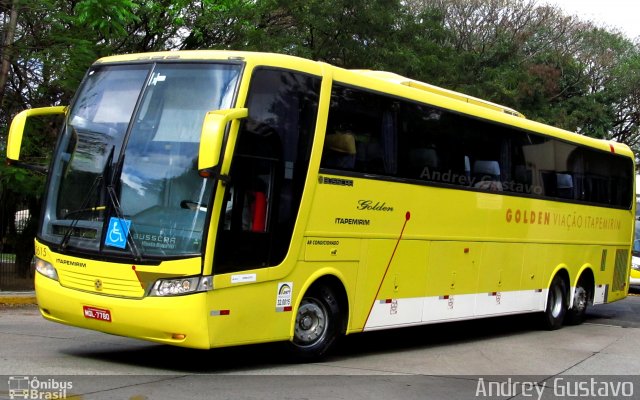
[105,217,131,249]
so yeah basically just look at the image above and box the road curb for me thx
[0,291,36,305]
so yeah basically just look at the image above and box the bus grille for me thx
[58,269,145,298]
[612,249,629,292]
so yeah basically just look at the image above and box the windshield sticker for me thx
[133,233,177,250]
[105,217,131,249]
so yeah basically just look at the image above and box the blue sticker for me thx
[105,217,131,249]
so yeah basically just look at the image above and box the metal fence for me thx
[0,201,35,291]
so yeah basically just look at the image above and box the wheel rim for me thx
[550,283,564,318]
[573,286,587,313]
[293,298,328,347]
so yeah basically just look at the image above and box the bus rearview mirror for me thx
[198,108,248,175]
[7,106,67,162]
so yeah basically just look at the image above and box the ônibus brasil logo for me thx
[7,376,72,399]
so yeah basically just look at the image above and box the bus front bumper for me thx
[35,273,211,349]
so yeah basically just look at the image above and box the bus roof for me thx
[94,50,634,159]
[351,70,526,119]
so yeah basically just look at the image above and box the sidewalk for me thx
[0,291,36,305]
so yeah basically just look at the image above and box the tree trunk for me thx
[0,0,19,108]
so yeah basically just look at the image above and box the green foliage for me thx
[74,0,139,38]
[2,0,640,215]
[0,115,59,199]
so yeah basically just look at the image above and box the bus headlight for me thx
[632,261,640,271]
[35,257,58,281]
[150,276,213,296]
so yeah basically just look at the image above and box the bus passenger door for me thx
[217,153,276,270]
[212,68,321,275]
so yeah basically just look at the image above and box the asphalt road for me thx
[1,293,640,399]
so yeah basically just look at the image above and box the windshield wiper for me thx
[59,145,114,252]
[59,146,144,262]
[105,149,145,262]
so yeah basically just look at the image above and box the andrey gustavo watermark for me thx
[475,377,636,399]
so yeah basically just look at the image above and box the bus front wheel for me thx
[290,286,341,359]
[542,275,567,330]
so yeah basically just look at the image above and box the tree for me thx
[0,0,17,108]
[0,0,138,277]
[405,0,640,154]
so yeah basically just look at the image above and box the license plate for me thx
[83,306,111,322]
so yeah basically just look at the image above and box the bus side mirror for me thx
[198,108,248,177]
[7,106,67,163]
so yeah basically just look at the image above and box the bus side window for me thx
[556,173,574,199]
[224,159,273,232]
[409,147,439,180]
[514,165,532,186]
[323,86,397,176]
[473,160,503,191]
[322,131,356,169]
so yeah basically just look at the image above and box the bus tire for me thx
[542,274,567,330]
[565,278,589,325]
[290,285,341,360]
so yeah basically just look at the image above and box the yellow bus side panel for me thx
[205,281,293,347]
[305,175,632,332]
[350,239,428,331]
[206,261,360,348]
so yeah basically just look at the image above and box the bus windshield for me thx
[41,62,241,258]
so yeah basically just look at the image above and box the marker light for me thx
[150,276,213,297]
[34,257,58,281]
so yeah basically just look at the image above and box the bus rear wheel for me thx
[565,278,589,325]
[542,275,567,330]
[290,286,341,360]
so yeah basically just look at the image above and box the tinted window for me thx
[321,86,397,175]
[215,68,321,273]
[321,84,633,209]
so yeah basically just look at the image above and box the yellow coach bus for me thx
[6,51,635,358]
